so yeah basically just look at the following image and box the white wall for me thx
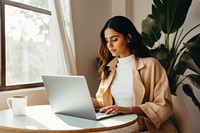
[70,0,112,96]
[131,0,152,32]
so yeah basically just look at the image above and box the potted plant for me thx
[141,0,200,110]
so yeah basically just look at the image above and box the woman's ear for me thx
[127,34,132,43]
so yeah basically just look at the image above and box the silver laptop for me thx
[42,75,117,120]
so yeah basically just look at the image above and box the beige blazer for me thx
[96,57,177,133]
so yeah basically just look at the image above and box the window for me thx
[0,0,57,91]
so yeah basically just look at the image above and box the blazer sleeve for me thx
[138,58,173,129]
[96,81,105,104]
[95,80,113,106]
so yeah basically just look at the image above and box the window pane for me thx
[5,5,55,85]
[9,0,50,10]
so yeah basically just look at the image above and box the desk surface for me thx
[0,105,137,132]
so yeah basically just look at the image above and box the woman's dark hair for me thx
[98,16,150,80]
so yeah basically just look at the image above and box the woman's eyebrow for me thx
[105,35,119,39]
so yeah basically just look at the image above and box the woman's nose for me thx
[107,41,113,48]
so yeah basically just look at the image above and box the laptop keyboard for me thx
[96,112,110,117]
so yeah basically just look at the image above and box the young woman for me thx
[92,16,177,133]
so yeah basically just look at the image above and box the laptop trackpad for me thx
[96,112,118,120]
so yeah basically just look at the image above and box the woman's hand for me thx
[91,97,103,108]
[100,105,146,116]
[100,105,133,114]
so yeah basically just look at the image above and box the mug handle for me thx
[7,98,12,109]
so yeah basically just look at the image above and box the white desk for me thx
[0,105,137,133]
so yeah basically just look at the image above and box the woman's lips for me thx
[109,49,116,53]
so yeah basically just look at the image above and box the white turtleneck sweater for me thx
[111,54,134,107]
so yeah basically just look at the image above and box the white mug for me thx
[7,96,28,116]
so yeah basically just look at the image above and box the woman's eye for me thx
[112,38,118,42]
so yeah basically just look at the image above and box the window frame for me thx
[0,0,51,91]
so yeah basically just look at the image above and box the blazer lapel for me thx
[133,58,146,105]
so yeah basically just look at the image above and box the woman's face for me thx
[104,28,131,58]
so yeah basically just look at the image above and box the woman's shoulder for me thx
[137,57,167,76]
[140,57,164,69]
[141,57,160,64]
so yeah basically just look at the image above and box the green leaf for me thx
[179,52,200,75]
[142,33,157,48]
[149,44,169,60]
[141,15,161,47]
[182,84,200,110]
[148,44,170,69]
[187,74,200,89]
[174,61,187,75]
[152,0,192,34]
[188,52,200,69]
[184,33,200,54]
[184,33,200,68]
